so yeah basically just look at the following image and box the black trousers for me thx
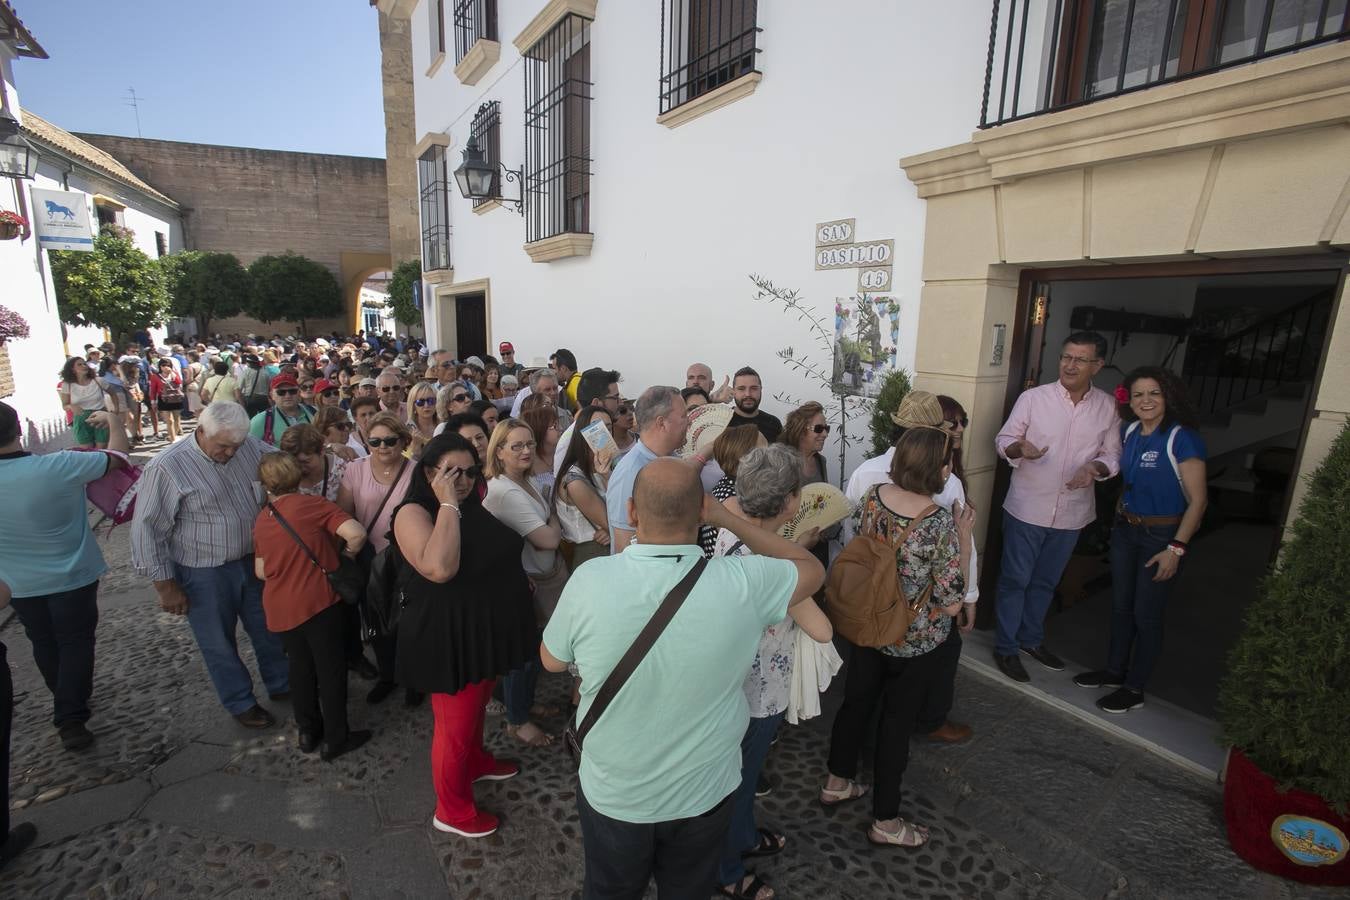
[576,785,733,900]
[9,580,99,726]
[279,603,349,746]
[342,604,367,666]
[1,641,11,840]
[827,643,942,822]
[916,627,963,733]
[372,632,398,685]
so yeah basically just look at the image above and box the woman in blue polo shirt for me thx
[1074,366,1207,713]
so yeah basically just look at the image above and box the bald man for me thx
[542,458,824,899]
[686,363,732,403]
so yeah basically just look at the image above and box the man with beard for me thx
[730,367,782,443]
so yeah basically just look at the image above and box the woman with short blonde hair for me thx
[406,381,440,458]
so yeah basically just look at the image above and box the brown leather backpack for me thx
[825,503,938,648]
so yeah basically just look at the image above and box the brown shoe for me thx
[926,721,973,743]
[233,704,276,729]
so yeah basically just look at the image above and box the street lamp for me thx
[0,112,39,181]
[452,134,524,214]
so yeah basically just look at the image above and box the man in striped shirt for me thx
[131,402,289,728]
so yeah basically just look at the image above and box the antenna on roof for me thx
[124,88,144,138]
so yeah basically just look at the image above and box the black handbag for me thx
[266,502,365,606]
[563,557,707,765]
[356,462,410,641]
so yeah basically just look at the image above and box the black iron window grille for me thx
[418,144,452,271]
[659,0,761,116]
[470,100,502,208]
[523,13,592,243]
[453,0,498,64]
[429,0,446,59]
[980,0,1350,128]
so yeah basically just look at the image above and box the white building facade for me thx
[396,0,990,464]
[0,17,181,437]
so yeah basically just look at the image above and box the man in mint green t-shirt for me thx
[542,459,824,899]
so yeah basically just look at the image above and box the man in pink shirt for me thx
[992,332,1121,683]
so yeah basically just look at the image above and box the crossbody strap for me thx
[266,502,331,576]
[364,460,408,532]
[576,556,707,746]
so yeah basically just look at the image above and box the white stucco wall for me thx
[0,44,182,435]
[409,1,989,471]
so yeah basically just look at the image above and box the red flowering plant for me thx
[0,304,31,344]
[0,210,29,229]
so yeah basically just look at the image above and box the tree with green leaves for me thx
[50,226,170,346]
[1219,423,1350,807]
[385,259,422,329]
[160,250,250,338]
[247,252,343,336]
[868,368,913,457]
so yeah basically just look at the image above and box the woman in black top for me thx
[392,433,537,840]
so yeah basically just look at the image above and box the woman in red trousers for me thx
[391,432,537,838]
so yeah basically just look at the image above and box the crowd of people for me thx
[0,328,1207,898]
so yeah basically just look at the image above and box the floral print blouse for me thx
[714,527,796,718]
[856,484,964,658]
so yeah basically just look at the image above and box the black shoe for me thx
[403,689,425,708]
[298,731,322,754]
[1073,669,1125,689]
[348,656,379,681]
[0,822,37,869]
[268,691,292,702]
[233,704,276,729]
[755,774,773,798]
[1096,688,1145,714]
[321,729,372,762]
[366,682,396,705]
[994,653,1031,683]
[58,721,94,752]
[1020,645,1065,671]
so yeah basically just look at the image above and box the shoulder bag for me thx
[564,556,707,765]
[266,501,366,606]
[360,460,412,641]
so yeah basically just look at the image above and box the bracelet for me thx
[1169,538,1188,549]
[1166,541,1186,557]
[439,502,460,516]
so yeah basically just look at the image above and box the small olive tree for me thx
[50,226,169,346]
[247,252,343,336]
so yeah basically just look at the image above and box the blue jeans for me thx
[577,783,732,900]
[717,711,785,887]
[176,558,289,715]
[9,580,100,726]
[1107,520,1180,692]
[994,512,1080,656]
[501,657,540,726]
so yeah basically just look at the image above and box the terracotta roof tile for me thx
[19,109,179,209]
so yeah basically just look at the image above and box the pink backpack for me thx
[74,449,143,526]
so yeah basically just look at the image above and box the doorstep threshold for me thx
[960,630,1224,781]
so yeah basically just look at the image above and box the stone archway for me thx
[340,252,393,335]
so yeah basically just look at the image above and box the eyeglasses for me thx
[449,465,482,480]
[368,436,401,448]
[275,388,299,396]
[414,397,437,407]
[1059,354,1100,366]
[811,424,831,434]
[507,440,537,453]
[450,394,469,403]
[320,389,339,398]
[379,385,403,393]
[949,416,969,428]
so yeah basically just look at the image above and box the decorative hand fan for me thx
[781,483,853,540]
[679,402,734,458]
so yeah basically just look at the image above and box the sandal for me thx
[716,873,774,900]
[485,699,507,716]
[868,819,930,848]
[819,779,869,806]
[504,721,555,747]
[741,828,786,859]
[529,702,565,719]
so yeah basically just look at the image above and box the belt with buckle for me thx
[1116,503,1181,528]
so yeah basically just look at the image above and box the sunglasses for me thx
[367,436,402,448]
[299,384,315,392]
[949,416,969,428]
[448,465,482,480]
[811,424,831,434]
[331,422,353,431]
[450,394,469,403]
[275,388,299,396]
[379,386,403,393]
[320,389,339,398]
[414,397,437,407]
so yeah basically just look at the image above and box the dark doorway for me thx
[978,262,1343,719]
[455,292,487,362]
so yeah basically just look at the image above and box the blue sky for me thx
[13,1,387,157]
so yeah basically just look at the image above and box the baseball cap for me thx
[499,341,514,354]
[890,391,953,431]
[359,377,378,388]
[314,378,338,393]
[271,374,299,390]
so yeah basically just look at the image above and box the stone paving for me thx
[0,435,1337,898]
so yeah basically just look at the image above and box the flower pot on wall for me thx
[0,222,20,240]
[1224,748,1350,885]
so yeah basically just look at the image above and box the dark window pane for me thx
[1086,0,1186,97]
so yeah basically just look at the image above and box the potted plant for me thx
[1218,423,1350,886]
[0,210,28,240]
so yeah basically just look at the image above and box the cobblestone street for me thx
[0,441,1334,899]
